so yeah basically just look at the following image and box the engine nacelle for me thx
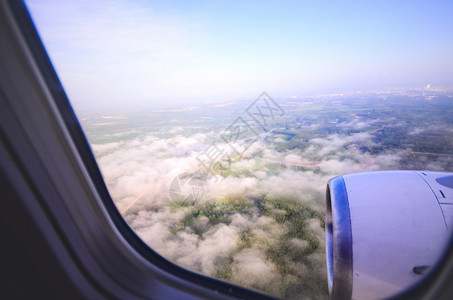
[326,171,453,299]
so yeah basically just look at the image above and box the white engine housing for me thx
[326,171,453,299]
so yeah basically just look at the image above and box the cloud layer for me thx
[87,111,453,299]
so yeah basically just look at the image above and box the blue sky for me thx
[26,0,453,109]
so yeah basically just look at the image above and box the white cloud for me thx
[87,124,453,298]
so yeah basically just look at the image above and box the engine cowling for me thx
[326,171,453,299]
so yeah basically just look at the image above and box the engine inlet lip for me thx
[326,176,353,299]
[326,184,334,292]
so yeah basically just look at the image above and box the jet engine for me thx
[326,171,453,299]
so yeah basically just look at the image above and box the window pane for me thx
[26,1,453,299]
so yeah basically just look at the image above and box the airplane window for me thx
[25,0,453,299]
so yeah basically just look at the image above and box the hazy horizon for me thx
[25,0,453,112]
